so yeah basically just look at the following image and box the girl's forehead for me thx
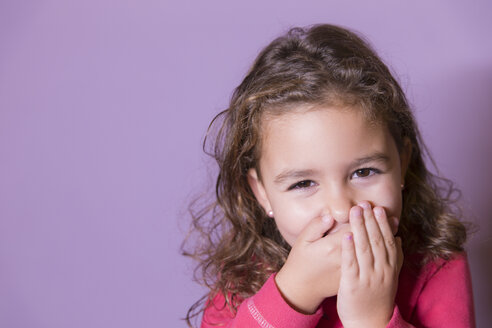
[261,105,383,140]
[258,106,397,168]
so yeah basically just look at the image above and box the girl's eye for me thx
[288,180,316,190]
[351,168,380,179]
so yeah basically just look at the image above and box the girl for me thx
[184,24,475,327]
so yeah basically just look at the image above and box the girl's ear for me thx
[400,137,413,182]
[247,168,272,214]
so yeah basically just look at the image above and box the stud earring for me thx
[401,183,405,190]
[268,210,274,217]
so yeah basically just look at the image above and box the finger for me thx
[373,207,397,264]
[395,237,404,273]
[341,232,358,279]
[349,205,373,270]
[359,202,386,267]
[390,216,400,236]
[299,214,335,243]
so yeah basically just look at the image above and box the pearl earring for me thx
[268,210,274,217]
[401,183,405,190]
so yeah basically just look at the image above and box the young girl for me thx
[184,24,475,327]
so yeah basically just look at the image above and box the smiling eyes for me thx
[352,168,380,178]
[289,180,317,190]
[287,167,381,191]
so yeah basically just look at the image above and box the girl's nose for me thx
[324,188,355,223]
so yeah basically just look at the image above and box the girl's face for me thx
[248,106,411,246]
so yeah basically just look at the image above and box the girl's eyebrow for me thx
[274,169,317,185]
[350,152,390,169]
[273,152,390,185]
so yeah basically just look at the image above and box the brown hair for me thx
[182,24,468,326]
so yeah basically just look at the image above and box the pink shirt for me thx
[201,252,475,327]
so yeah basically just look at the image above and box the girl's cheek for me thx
[363,182,403,218]
[294,193,324,213]
[275,193,320,216]
[290,203,323,230]
[273,203,320,244]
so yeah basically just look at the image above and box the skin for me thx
[247,106,411,327]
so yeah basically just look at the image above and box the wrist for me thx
[274,270,323,314]
[342,313,392,328]
[343,322,388,328]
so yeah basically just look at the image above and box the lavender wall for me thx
[1,1,491,327]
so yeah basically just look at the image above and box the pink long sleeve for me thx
[201,252,475,327]
[201,274,323,328]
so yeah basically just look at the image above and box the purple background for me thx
[1,1,491,327]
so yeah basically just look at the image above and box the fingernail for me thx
[393,217,400,227]
[374,207,384,218]
[351,206,362,218]
[358,202,371,210]
[344,233,353,240]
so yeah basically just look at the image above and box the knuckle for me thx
[345,257,356,268]
[325,245,335,254]
[385,237,396,247]
[370,235,383,248]
[323,242,337,255]
[359,243,371,254]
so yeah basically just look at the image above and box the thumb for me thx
[299,214,335,243]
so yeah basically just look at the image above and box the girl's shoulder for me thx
[396,251,473,322]
[398,251,471,296]
[425,251,471,282]
[407,251,469,275]
[398,251,471,299]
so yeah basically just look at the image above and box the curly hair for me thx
[182,24,468,326]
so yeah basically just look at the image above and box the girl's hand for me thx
[275,214,348,314]
[337,202,403,328]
